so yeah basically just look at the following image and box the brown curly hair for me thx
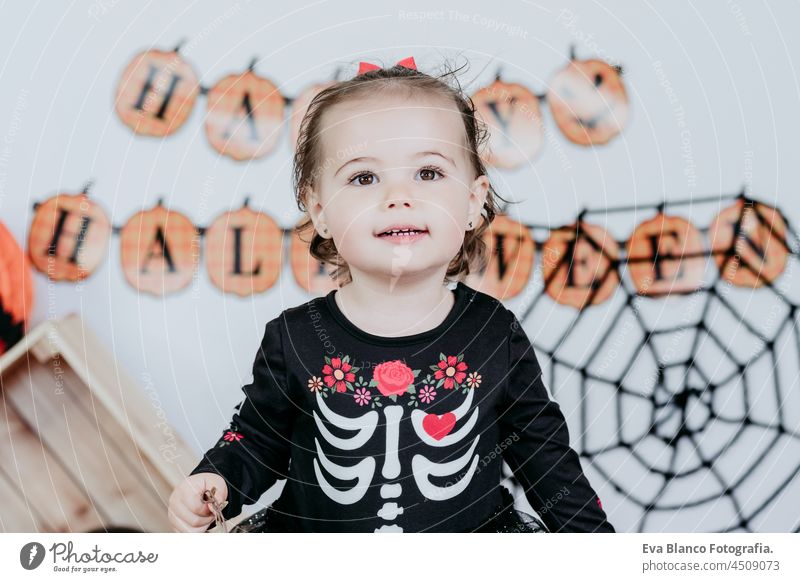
[292,58,510,286]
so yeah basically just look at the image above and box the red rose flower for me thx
[322,356,356,392]
[373,360,415,397]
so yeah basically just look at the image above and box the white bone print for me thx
[313,391,378,449]
[313,391,378,505]
[308,351,484,531]
[412,435,481,501]
[313,438,376,505]
[376,405,405,532]
[381,405,403,478]
[411,388,481,501]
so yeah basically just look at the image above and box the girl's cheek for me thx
[433,210,468,237]
[330,224,367,254]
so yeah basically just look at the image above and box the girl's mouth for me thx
[375,227,429,245]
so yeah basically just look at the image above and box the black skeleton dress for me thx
[190,281,615,533]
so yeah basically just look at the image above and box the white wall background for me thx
[1,0,798,532]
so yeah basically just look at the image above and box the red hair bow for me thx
[357,56,417,76]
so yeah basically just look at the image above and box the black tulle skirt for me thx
[231,486,548,533]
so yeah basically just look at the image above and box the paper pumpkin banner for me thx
[472,50,630,170]
[26,189,796,306]
[28,185,112,281]
[547,56,629,146]
[464,214,536,298]
[472,79,545,169]
[114,44,628,166]
[708,198,789,288]
[204,198,282,296]
[114,46,314,161]
[204,59,286,160]
[541,221,621,309]
[114,45,201,137]
[626,213,705,296]
[119,199,198,296]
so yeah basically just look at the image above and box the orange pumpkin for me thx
[289,81,337,151]
[626,213,705,296]
[542,221,620,308]
[114,46,200,136]
[472,78,544,169]
[547,57,629,146]
[204,199,283,296]
[119,199,197,295]
[708,198,789,288]
[464,214,536,300]
[290,217,339,294]
[27,189,111,281]
[0,221,34,353]
[204,60,286,160]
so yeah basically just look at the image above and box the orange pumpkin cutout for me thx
[290,217,339,295]
[27,190,111,281]
[204,200,283,296]
[0,221,34,353]
[709,198,789,288]
[465,214,535,300]
[119,200,197,296]
[289,81,336,151]
[542,221,620,309]
[472,79,544,169]
[626,213,705,296]
[547,58,629,146]
[205,61,285,160]
[115,47,200,137]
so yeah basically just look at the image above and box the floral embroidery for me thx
[322,355,359,393]
[308,376,323,392]
[370,360,420,401]
[308,352,473,407]
[418,384,437,404]
[355,375,383,408]
[217,425,244,447]
[431,353,468,390]
[406,373,434,408]
[466,371,482,389]
[353,387,372,406]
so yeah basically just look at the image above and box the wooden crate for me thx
[0,313,199,532]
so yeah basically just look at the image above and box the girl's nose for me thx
[384,198,414,209]
[382,181,415,209]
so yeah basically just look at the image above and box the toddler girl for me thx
[168,56,615,533]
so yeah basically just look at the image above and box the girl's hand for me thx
[168,473,228,532]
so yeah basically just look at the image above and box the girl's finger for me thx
[185,486,214,516]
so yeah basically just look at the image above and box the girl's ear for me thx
[305,186,331,239]
[467,175,490,229]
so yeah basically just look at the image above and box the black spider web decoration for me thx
[503,192,800,533]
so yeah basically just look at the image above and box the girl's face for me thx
[306,93,490,284]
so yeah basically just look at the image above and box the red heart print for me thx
[422,412,456,440]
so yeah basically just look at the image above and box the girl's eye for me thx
[347,166,445,186]
[348,171,376,186]
[418,166,445,181]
